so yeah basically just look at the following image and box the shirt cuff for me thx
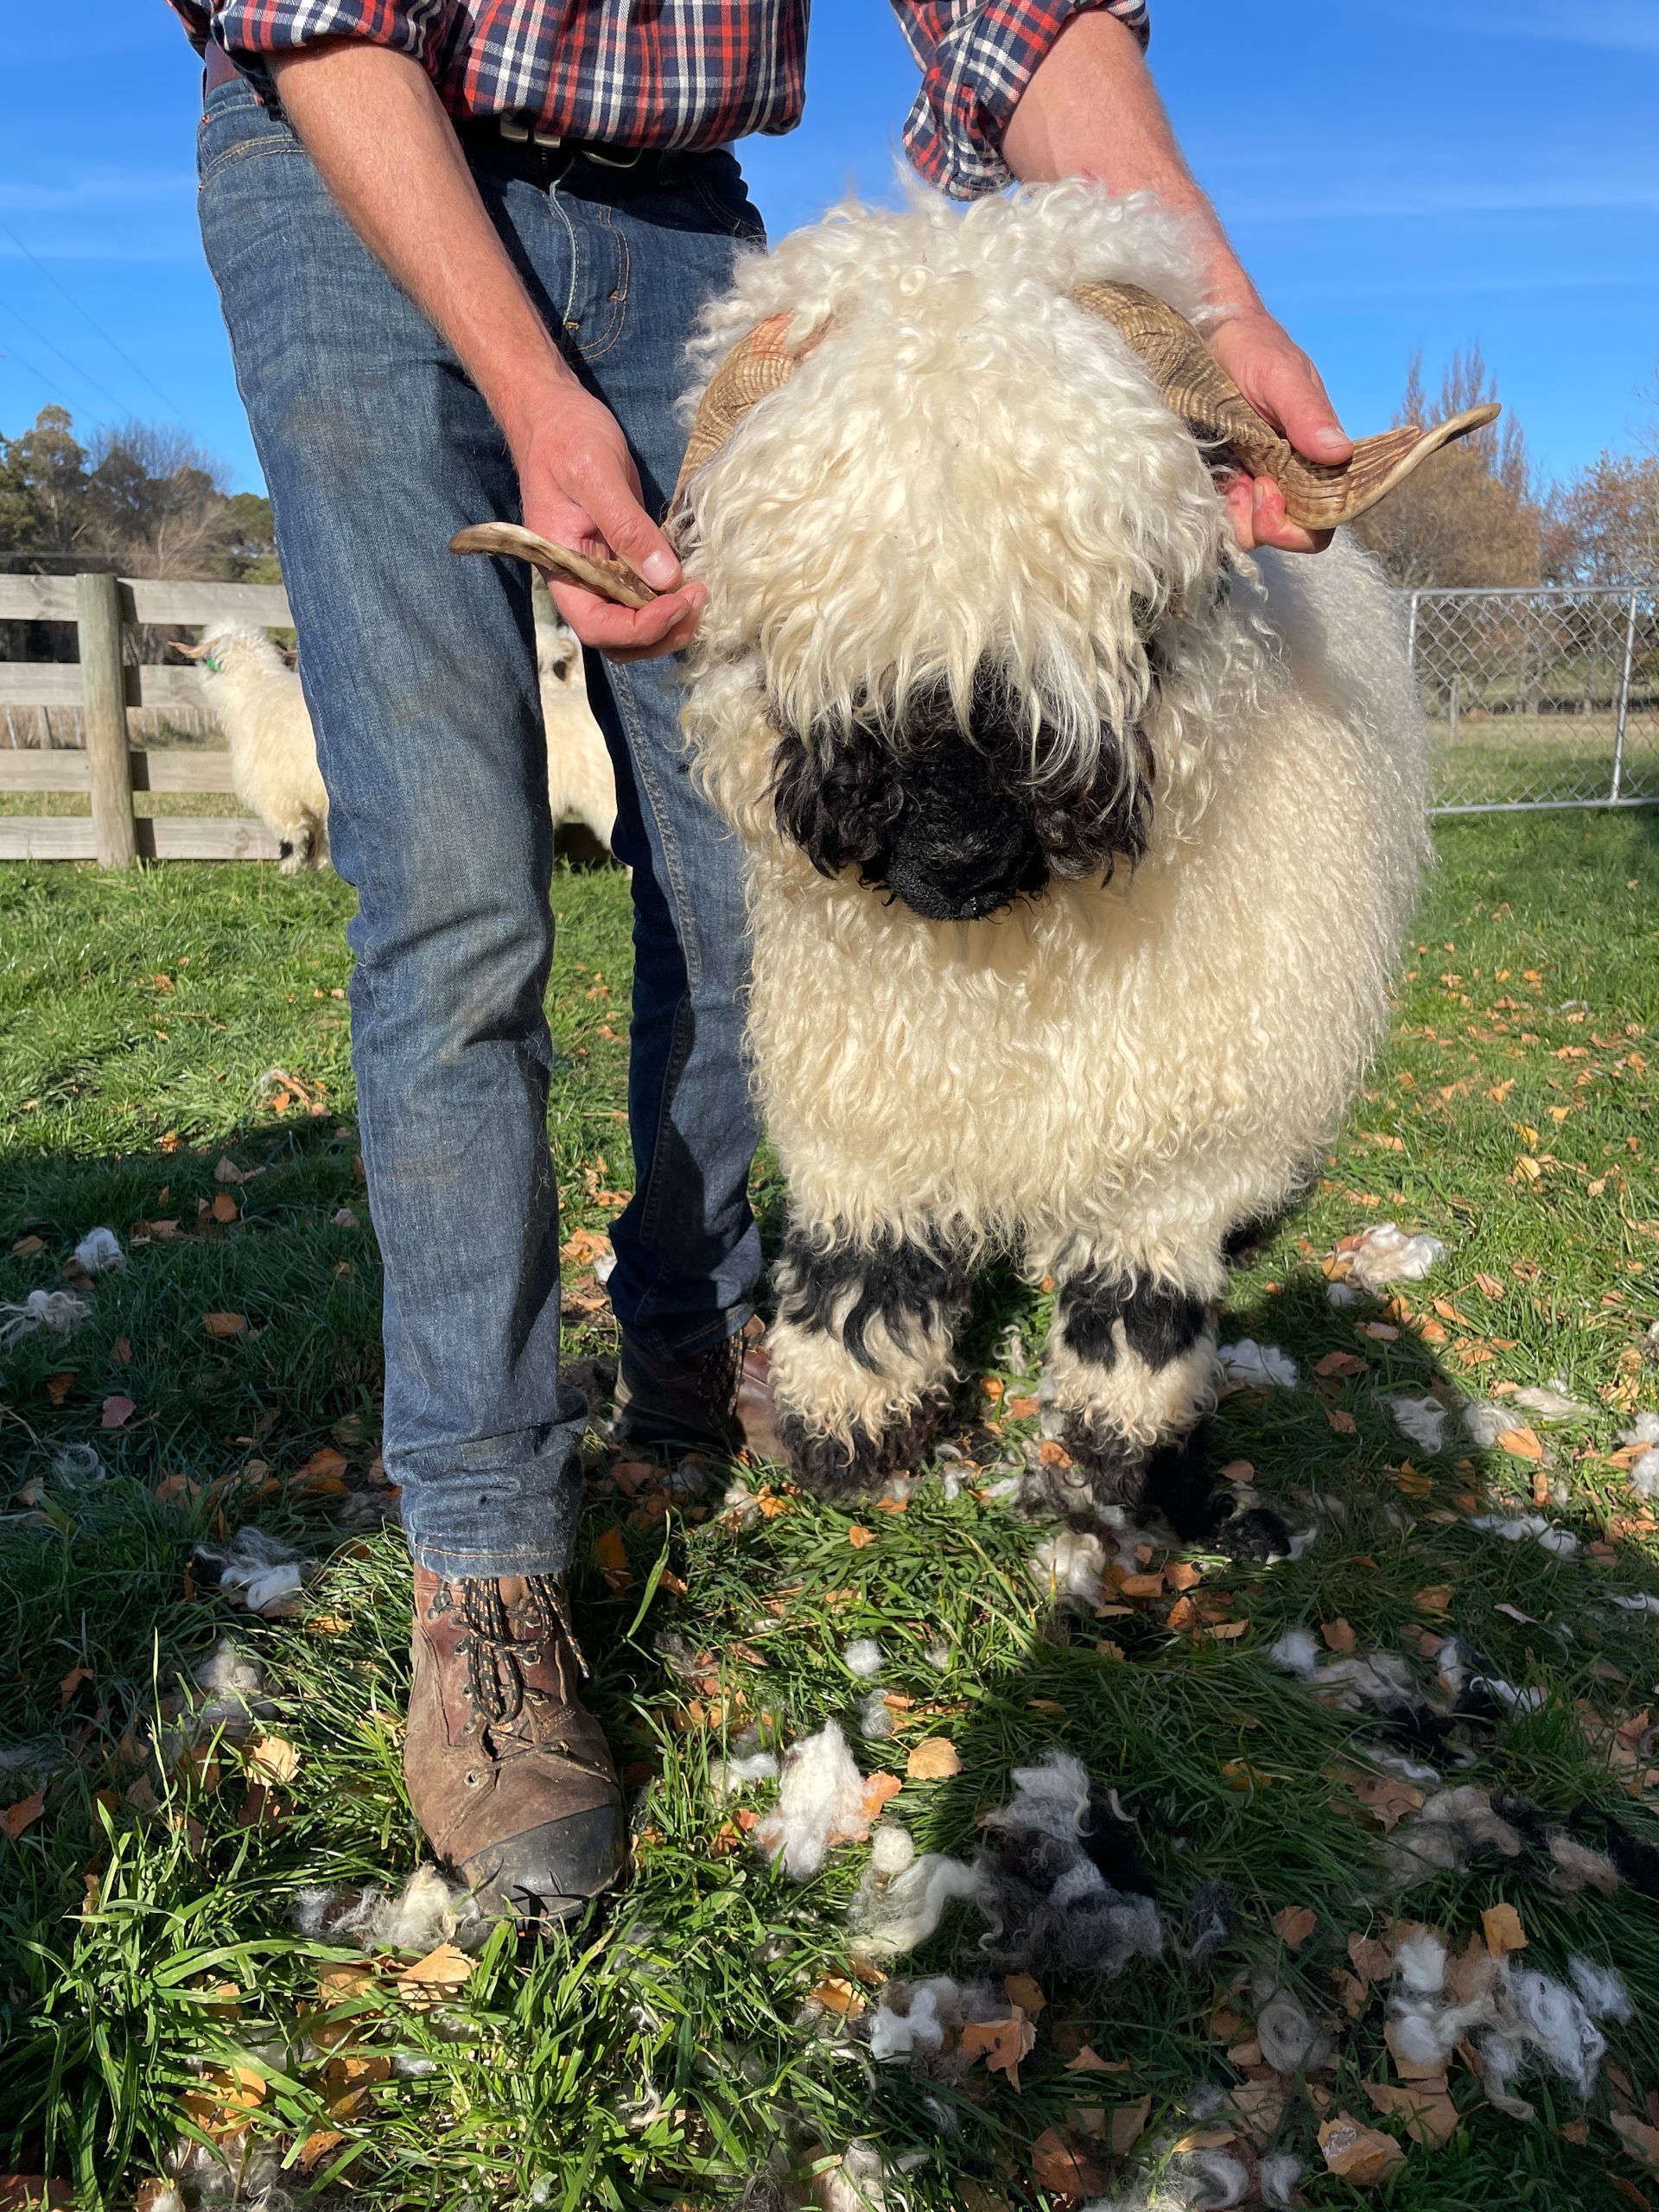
[213,0,443,71]
[903,0,1150,200]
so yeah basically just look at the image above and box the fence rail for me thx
[1,572,1654,862]
[0,569,292,864]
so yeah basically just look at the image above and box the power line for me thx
[0,293,130,417]
[0,331,79,413]
[0,216,194,429]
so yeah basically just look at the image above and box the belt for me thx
[203,42,656,187]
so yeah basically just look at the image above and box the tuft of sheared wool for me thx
[1608,1591,1659,1617]
[0,1287,91,1344]
[923,1638,951,1671]
[1468,1511,1579,1557]
[51,1442,105,1484]
[869,1822,915,1878]
[1030,1527,1109,1610]
[294,1863,486,1954]
[1217,1340,1298,1389]
[1269,1628,1319,1680]
[1380,1393,1448,1452]
[1630,1448,1659,1497]
[857,1691,894,1739]
[1436,1641,1543,1716]
[753,1722,870,1881]
[868,1975,957,2059]
[813,2143,889,2212]
[972,1750,1162,1975]
[73,1225,125,1274]
[710,1748,780,1797]
[1255,1988,1333,2074]
[1256,2154,1304,2209]
[1394,1928,1448,1996]
[1568,1956,1633,2022]
[1385,1784,1526,1887]
[1464,1402,1530,1449]
[1510,1386,1596,1425]
[842,1637,885,1679]
[850,1849,979,1955]
[191,1526,307,1616]
[1619,1412,1659,1447]
[1186,1878,1232,1961]
[1340,1222,1448,1293]
[1548,1836,1620,1897]
[1497,1967,1606,2098]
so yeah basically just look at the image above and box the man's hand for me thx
[1003,10,1349,556]
[506,385,705,658]
[1205,308,1353,555]
[270,40,698,657]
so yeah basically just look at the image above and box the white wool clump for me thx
[1341,1222,1448,1292]
[1510,1386,1596,1425]
[50,1443,105,1484]
[1385,1784,1526,1888]
[1381,1393,1448,1452]
[194,1638,265,1701]
[295,1863,487,1953]
[1630,1448,1659,1497]
[73,1226,124,1274]
[1464,1402,1529,1448]
[1469,1511,1580,1557]
[199,1525,307,1615]
[1394,1928,1448,1996]
[814,2142,890,2212]
[1180,2152,1253,2210]
[850,1850,979,1955]
[1255,1988,1333,2075]
[1256,2154,1305,2209]
[754,1721,869,1881]
[1030,1527,1108,1610]
[1619,1412,1659,1447]
[857,1690,894,1740]
[1609,1592,1659,1617]
[710,1748,779,1797]
[975,1751,1164,1976]
[842,1637,885,1679]
[1217,1340,1299,1389]
[0,1287,91,1344]
[1268,1628,1319,1680]
[1501,1966,1606,2097]
[922,1639,951,1671]
[868,1977,955,2060]
[1568,1956,1634,2024]
[869,1822,916,1878]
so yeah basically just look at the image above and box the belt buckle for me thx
[582,144,641,171]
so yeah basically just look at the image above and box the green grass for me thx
[2,814,1658,2210]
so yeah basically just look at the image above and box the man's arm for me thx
[267,41,702,656]
[1002,11,1351,554]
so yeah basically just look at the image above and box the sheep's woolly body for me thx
[194,624,331,873]
[677,187,1427,1451]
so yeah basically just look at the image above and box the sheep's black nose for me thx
[880,747,1049,921]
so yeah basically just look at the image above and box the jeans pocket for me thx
[691,152,767,245]
[197,86,301,190]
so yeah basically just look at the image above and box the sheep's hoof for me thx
[775,1396,942,1499]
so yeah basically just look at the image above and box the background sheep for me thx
[181,600,618,868]
[670,183,1431,1554]
[177,622,328,874]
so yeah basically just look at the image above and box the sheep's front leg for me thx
[766,1222,969,1497]
[1038,1260,1287,1560]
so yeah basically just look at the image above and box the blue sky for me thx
[2,0,1655,501]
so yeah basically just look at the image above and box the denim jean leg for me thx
[197,84,587,1580]
[548,167,766,1358]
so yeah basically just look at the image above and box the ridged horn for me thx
[1069,281,1501,531]
[670,313,822,505]
[449,521,658,607]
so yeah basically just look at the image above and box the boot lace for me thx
[457,1574,587,1728]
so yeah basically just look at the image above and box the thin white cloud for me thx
[1428,2,1659,52]
[1220,177,1659,224]
[0,170,193,215]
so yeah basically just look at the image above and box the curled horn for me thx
[1069,281,1501,531]
[450,315,821,607]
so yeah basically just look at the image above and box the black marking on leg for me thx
[1058,1268,1208,1371]
[1056,1412,1148,1515]
[278,839,294,861]
[1135,1425,1292,1560]
[774,1224,968,1374]
[777,1395,944,1500]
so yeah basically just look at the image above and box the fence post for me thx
[75,570,136,868]
[1610,589,1639,804]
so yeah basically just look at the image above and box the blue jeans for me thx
[198,82,764,1580]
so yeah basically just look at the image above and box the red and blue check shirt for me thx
[169,0,1149,200]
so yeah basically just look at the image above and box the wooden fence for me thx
[0,571,293,865]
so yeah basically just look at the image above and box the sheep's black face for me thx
[770,666,1153,922]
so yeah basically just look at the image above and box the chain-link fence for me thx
[1407,585,1659,813]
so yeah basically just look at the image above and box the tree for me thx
[0,405,91,553]
[1545,365,1659,588]
[1351,346,1544,588]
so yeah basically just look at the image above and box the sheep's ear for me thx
[168,639,214,658]
[450,522,659,608]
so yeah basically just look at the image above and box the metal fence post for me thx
[1405,589,1420,671]
[1610,589,1639,804]
[75,570,136,868]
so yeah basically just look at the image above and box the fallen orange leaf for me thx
[960,2007,1036,2090]
[209,1192,239,1224]
[847,1524,874,1548]
[1321,1618,1357,1654]
[1274,1904,1319,1950]
[592,1526,632,1590]
[201,1313,247,1339]
[99,1394,136,1428]
[1495,1427,1545,1462]
[1318,2113,1406,2186]
[0,1789,46,1841]
[906,1737,961,1781]
[1109,2095,1154,2154]
[1029,2126,1109,2203]
[1482,1901,1528,1956]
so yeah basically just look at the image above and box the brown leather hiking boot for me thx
[610,1324,781,1462]
[405,1567,625,1922]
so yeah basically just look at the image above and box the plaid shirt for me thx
[169,0,1149,200]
